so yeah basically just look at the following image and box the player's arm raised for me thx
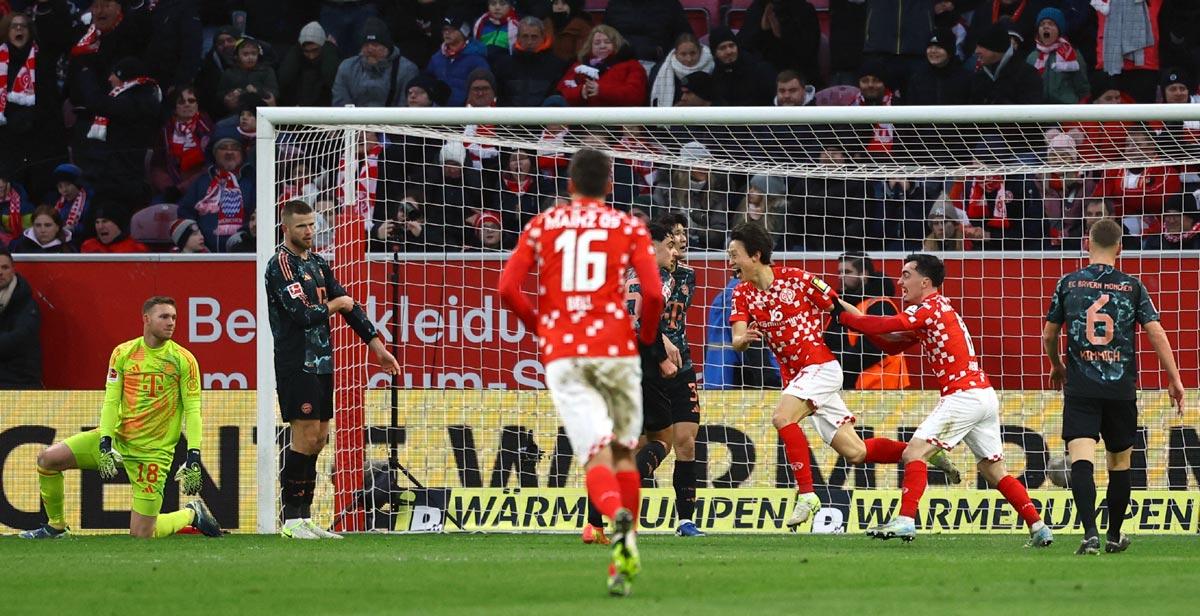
[97,346,125,479]
[175,350,205,495]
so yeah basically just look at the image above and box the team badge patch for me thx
[780,288,796,303]
[106,367,118,383]
[811,277,831,294]
[287,282,305,299]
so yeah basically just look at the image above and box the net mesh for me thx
[264,112,1200,534]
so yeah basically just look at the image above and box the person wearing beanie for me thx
[426,17,491,107]
[333,17,419,107]
[465,67,498,107]
[905,27,972,105]
[491,16,569,107]
[654,141,735,250]
[676,71,715,107]
[80,201,149,254]
[471,210,506,251]
[278,21,340,106]
[406,74,452,107]
[218,37,279,110]
[1161,68,1197,104]
[708,25,774,106]
[197,26,243,115]
[1026,7,1089,104]
[964,0,1041,59]
[178,124,256,252]
[47,163,95,241]
[170,218,208,253]
[318,0,384,61]
[969,21,1044,104]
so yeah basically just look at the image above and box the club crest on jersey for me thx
[780,288,797,303]
[287,282,305,299]
[662,283,672,297]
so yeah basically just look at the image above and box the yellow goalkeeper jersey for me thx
[100,337,203,457]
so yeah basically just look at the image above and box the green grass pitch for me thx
[3,534,1198,615]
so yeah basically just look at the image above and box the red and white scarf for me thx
[339,144,382,220]
[195,168,245,236]
[464,107,499,168]
[536,127,569,176]
[168,115,207,173]
[0,43,36,126]
[965,176,1012,229]
[4,186,24,238]
[993,0,1028,23]
[852,89,896,152]
[54,188,88,230]
[503,175,533,195]
[88,77,160,141]
[1033,38,1080,74]
[1164,220,1200,245]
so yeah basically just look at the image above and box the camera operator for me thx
[370,187,437,252]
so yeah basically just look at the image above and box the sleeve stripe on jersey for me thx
[277,251,295,280]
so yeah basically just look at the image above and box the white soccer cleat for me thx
[786,492,822,529]
[305,519,344,539]
[280,518,322,539]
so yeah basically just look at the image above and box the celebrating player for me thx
[1042,219,1185,555]
[836,254,1054,547]
[499,148,664,596]
[266,199,401,540]
[21,296,221,539]
[726,222,950,530]
[626,217,704,537]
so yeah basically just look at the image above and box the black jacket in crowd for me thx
[968,49,1045,105]
[712,50,777,106]
[604,0,693,62]
[738,0,821,83]
[142,0,203,94]
[492,45,568,107]
[0,274,43,389]
[904,58,972,105]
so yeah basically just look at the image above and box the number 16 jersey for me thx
[511,198,657,363]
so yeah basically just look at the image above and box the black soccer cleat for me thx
[185,499,223,537]
[1075,535,1100,555]
[1105,533,1131,553]
[18,524,69,539]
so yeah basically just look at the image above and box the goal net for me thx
[256,105,1200,535]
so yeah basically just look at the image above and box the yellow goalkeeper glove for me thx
[97,436,123,479]
[175,449,203,495]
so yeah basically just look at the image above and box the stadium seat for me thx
[687,8,710,38]
[585,0,606,24]
[683,0,721,35]
[130,203,178,247]
[725,0,754,31]
[814,84,860,106]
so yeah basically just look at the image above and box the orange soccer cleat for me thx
[582,523,610,545]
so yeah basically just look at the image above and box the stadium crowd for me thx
[0,0,1198,255]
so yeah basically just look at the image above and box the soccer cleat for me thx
[1105,534,1131,553]
[610,508,641,579]
[1075,535,1100,555]
[305,519,344,539]
[280,518,322,539]
[928,449,962,485]
[675,520,705,537]
[866,517,916,542]
[607,563,631,597]
[18,524,69,539]
[582,523,610,545]
[786,492,822,529]
[184,499,223,537]
[1025,524,1053,548]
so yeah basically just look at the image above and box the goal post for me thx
[256,104,1200,535]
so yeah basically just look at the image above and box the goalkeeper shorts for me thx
[64,430,173,517]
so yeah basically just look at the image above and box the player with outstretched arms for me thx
[266,199,400,540]
[726,222,952,530]
[21,296,221,539]
[499,148,664,596]
[836,253,1054,546]
[1042,218,1185,555]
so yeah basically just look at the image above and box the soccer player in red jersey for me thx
[836,253,1054,547]
[499,148,664,596]
[726,223,946,530]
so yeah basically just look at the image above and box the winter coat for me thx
[968,49,1045,104]
[0,39,68,192]
[333,48,419,108]
[142,0,203,91]
[712,51,777,106]
[178,164,257,252]
[218,64,280,102]
[652,170,740,250]
[1026,47,1089,104]
[548,16,594,64]
[492,40,569,107]
[603,0,693,62]
[279,42,340,107]
[829,0,868,73]
[76,77,163,195]
[8,227,75,254]
[1091,166,1182,218]
[1095,0,1161,74]
[965,0,1046,57]
[867,179,930,251]
[557,45,648,107]
[904,58,972,105]
[426,40,492,107]
[36,0,152,109]
[862,0,934,56]
[738,0,821,80]
[795,177,871,252]
[81,233,149,253]
[0,273,42,388]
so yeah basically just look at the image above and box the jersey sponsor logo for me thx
[287,282,304,299]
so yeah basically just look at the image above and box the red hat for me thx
[171,218,199,248]
[475,211,502,229]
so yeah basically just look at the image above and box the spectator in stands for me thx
[279,21,340,107]
[824,252,910,391]
[319,0,381,60]
[870,178,930,251]
[1091,122,1182,231]
[969,22,1044,104]
[150,87,212,202]
[0,247,41,388]
[48,164,93,242]
[648,33,714,107]
[407,74,452,107]
[853,60,900,156]
[492,17,567,106]
[1095,0,1163,104]
[932,0,970,58]
[468,210,507,251]
[196,26,240,117]
[218,37,279,110]
[333,17,419,107]
[774,69,815,106]
[427,16,491,107]
[1161,68,1196,105]
[1143,196,1200,250]
[954,149,1044,250]
[80,202,148,253]
[0,11,68,200]
[557,25,647,107]
[828,0,869,86]
[905,28,972,105]
[225,210,257,253]
[604,0,692,63]
[737,0,820,84]
[708,26,776,107]
[178,129,255,252]
[1039,128,1089,247]
[733,174,794,250]
[372,187,435,252]
[547,0,592,63]
[169,218,208,253]
[8,205,75,253]
[1060,197,1139,251]
[861,0,934,92]
[431,141,491,249]
[535,112,570,179]
[922,201,968,250]
[142,0,203,98]
[475,0,520,58]
[465,68,499,109]
[76,56,162,210]
[0,167,34,247]
[965,0,1043,58]
[675,71,715,107]
[380,0,445,68]
[498,150,554,230]
[1027,7,1088,104]
[795,144,871,252]
[653,141,737,250]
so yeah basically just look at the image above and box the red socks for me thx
[900,460,927,519]
[586,466,623,520]
[778,422,814,493]
[864,438,906,464]
[616,470,641,528]
[997,475,1042,528]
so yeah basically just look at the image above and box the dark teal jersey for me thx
[1046,264,1160,400]
[625,263,695,371]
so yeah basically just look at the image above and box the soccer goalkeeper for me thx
[20,296,221,539]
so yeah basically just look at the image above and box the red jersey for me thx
[730,266,837,383]
[840,292,990,395]
[497,198,663,364]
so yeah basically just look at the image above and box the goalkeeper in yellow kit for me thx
[20,296,221,539]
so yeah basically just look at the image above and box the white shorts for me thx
[913,387,1005,462]
[782,360,856,445]
[544,356,643,465]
